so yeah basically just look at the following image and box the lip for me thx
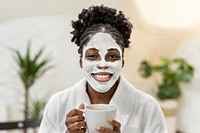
[91,72,113,82]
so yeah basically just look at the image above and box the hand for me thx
[95,118,121,133]
[65,103,86,133]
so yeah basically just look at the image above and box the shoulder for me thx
[46,78,86,106]
[115,77,167,131]
[125,78,165,121]
[121,76,160,109]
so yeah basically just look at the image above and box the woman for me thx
[39,5,167,133]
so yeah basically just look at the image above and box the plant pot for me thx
[158,99,178,133]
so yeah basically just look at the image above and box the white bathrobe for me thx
[39,77,167,133]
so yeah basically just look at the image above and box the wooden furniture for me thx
[0,119,41,133]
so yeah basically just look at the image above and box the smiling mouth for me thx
[91,72,113,82]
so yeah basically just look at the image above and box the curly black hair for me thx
[71,5,133,54]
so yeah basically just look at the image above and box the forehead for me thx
[84,32,121,50]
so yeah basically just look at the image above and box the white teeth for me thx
[95,75,109,78]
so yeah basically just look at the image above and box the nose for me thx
[97,59,109,69]
[97,65,109,69]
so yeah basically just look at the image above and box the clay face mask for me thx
[82,32,123,93]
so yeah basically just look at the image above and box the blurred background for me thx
[0,0,200,133]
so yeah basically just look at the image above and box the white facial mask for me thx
[82,32,123,93]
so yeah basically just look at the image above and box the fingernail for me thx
[108,118,113,122]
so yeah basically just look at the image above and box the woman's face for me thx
[81,32,124,93]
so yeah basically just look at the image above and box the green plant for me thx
[29,98,46,120]
[13,40,52,122]
[139,57,194,100]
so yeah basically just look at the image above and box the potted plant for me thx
[29,98,47,133]
[139,57,194,101]
[139,57,194,132]
[13,40,52,133]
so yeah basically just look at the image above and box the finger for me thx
[107,119,121,132]
[67,127,86,133]
[66,115,85,126]
[75,127,86,133]
[79,103,85,110]
[68,121,86,132]
[95,126,113,133]
[67,109,84,117]
[68,127,86,133]
[66,109,85,127]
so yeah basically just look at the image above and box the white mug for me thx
[84,104,117,133]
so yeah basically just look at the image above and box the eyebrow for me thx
[86,48,120,53]
[107,48,120,51]
[87,48,98,51]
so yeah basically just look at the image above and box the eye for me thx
[106,53,120,62]
[109,54,119,59]
[85,54,100,60]
[85,49,100,61]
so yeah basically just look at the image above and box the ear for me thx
[79,57,83,68]
[122,58,125,67]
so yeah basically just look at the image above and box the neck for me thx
[86,78,119,104]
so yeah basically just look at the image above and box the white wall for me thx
[173,38,200,133]
[0,0,128,22]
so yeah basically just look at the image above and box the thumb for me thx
[78,103,85,110]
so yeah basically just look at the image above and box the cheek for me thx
[107,60,123,70]
[82,59,95,71]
